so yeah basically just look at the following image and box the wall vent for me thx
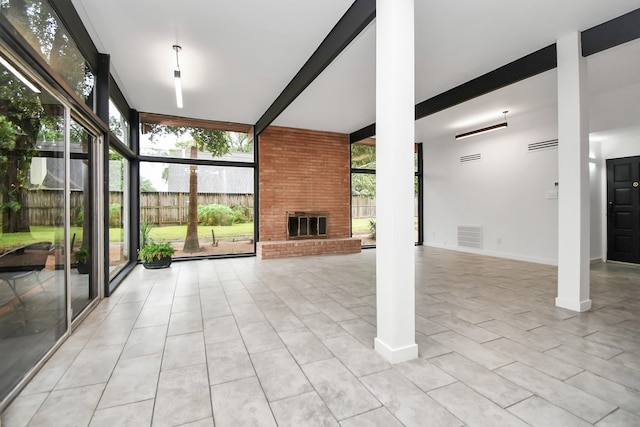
[460,153,481,163]
[458,226,482,249]
[528,139,558,152]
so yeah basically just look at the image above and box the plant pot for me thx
[77,260,91,274]
[142,256,172,269]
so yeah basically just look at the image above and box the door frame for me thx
[605,155,640,264]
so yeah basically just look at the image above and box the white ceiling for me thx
[71,0,640,141]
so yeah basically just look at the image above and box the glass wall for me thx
[109,99,129,147]
[139,121,255,258]
[0,0,95,105]
[140,124,253,160]
[140,162,254,257]
[351,140,376,246]
[69,119,97,316]
[108,146,129,277]
[350,140,422,246]
[0,53,68,405]
[0,0,106,411]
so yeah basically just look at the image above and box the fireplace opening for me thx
[287,212,328,239]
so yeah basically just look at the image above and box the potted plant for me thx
[369,219,376,240]
[75,246,91,274]
[140,221,153,248]
[138,241,176,269]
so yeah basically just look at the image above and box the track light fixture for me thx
[455,110,508,140]
[173,45,183,108]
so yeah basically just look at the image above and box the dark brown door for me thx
[607,156,640,263]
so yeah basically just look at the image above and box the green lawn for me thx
[1,226,84,250]
[148,223,254,242]
[4,219,373,251]
[352,217,375,233]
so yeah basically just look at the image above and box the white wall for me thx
[422,40,640,266]
[424,106,560,265]
[588,139,603,261]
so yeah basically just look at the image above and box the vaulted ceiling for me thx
[71,0,640,142]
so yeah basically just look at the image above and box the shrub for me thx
[72,206,84,227]
[198,204,235,226]
[369,219,376,240]
[231,204,252,224]
[198,203,253,226]
[109,203,122,227]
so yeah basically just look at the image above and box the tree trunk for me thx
[2,141,33,233]
[183,146,201,252]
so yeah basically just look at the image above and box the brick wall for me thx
[257,238,361,259]
[259,126,351,243]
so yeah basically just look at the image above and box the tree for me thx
[0,0,90,233]
[0,69,46,232]
[351,143,376,169]
[227,132,253,153]
[352,174,376,197]
[161,167,169,185]
[140,177,157,192]
[351,143,376,198]
[147,125,231,252]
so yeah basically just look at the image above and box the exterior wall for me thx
[258,126,352,256]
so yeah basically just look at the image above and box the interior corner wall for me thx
[258,126,351,242]
[588,139,603,262]
[424,106,560,265]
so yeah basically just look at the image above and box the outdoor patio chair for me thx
[0,242,53,306]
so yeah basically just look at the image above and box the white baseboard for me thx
[424,242,557,266]
[374,338,419,364]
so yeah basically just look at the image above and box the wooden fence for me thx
[139,192,254,225]
[351,196,418,219]
[16,191,414,226]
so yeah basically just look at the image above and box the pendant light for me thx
[173,45,183,108]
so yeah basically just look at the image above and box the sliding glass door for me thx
[0,53,68,405]
[0,51,102,408]
[69,119,99,317]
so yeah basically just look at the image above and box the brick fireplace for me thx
[257,126,361,259]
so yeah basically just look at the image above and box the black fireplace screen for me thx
[287,212,328,239]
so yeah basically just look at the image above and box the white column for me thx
[556,32,592,312]
[375,0,418,363]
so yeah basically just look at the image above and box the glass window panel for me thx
[0,56,67,403]
[140,162,254,257]
[351,139,376,170]
[139,124,253,162]
[108,147,129,277]
[69,119,96,317]
[351,173,376,246]
[1,0,96,104]
[109,99,129,146]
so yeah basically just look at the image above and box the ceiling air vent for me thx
[460,153,481,163]
[528,139,558,152]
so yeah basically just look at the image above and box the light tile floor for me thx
[2,247,640,426]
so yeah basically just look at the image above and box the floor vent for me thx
[458,226,482,249]
[528,139,558,152]
[460,153,481,163]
